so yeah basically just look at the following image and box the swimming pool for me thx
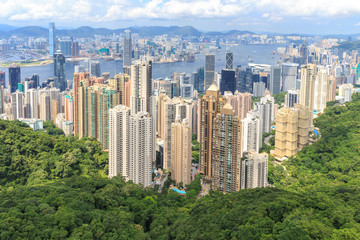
[314,129,319,136]
[172,188,186,194]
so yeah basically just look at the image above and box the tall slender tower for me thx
[300,64,317,125]
[314,66,328,112]
[54,50,66,92]
[199,84,226,178]
[211,103,242,193]
[128,112,153,187]
[130,60,152,115]
[225,52,233,70]
[40,93,51,121]
[108,105,130,179]
[123,30,132,66]
[171,118,192,185]
[49,22,56,57]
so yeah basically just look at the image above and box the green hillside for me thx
[1,94,360,239]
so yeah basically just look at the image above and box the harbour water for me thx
[0,44,284,84]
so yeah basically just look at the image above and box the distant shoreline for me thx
[0,59,53,68]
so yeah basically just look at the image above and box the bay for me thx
[0,44,284,84]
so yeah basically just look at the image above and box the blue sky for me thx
[1,0,360,34]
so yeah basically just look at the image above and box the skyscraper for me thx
[220,69,236,94]
[327,75,336,102]
[0,86,3,114]
[253,82,266,97]
[199,84,226,178]
[109,74,130,106]
[225,52,233,70]
[71,41,80,58]
[241,151,268,189]
[40,93,51,121]
[123,30,132,66]
[274,104,310,158]
[204,54,215,91]
[225,91,252,120]
[11,91,24,119]
[211,103,241,193]
[282,63,299,92]
[163,100,176,170]
[108,107,153,187]
[128,111,153,187]
[9,63,21,93]
[108,105,130,179]
[90,61,101,77]
[270,66,281,94]
[171,118,192,185]
[300,64,316,125]
[49,22,56,57]
[196,67,205,93]
[285,89,300,108]
[130,60,152,115]
[241,112,262,156]
[0,71,5,87]
[59,40,72,57]
[314,66,329,112]
[54,50,66,92]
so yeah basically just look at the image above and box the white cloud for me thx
[1,0,360,24]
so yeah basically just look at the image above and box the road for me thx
[264,135,274,146]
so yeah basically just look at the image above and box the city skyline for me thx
[1,0,360,34]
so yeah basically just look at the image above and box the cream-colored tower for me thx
[171,118,192,185]
[40,93,51,121]
[314,66,328,112]
[274,104,310,158]
[300,64,317,125]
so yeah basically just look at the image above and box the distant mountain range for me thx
[0,25,254,38]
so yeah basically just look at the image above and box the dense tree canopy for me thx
[1,93,360,239]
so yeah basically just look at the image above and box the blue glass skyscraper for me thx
[49,22,56,57]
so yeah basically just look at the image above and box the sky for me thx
[2,0,360,34]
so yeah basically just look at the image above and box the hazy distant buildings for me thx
[59,40,72,57]
[90,61,101,77]
[123,30,132,66]
[204,54,215,91]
